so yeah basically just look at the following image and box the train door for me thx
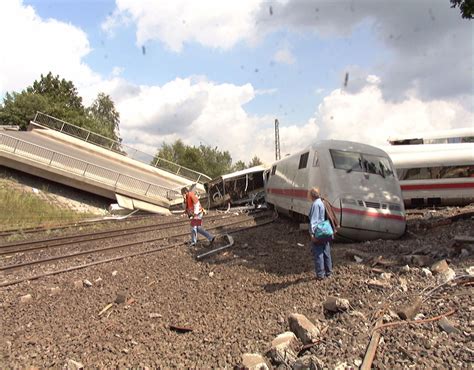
[292,150,320,215]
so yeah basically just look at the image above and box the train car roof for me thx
[379,142,474,154]
[388,127,474,143]
[205,165,267,186]
[270,140,390,166]
[221,165,267,180]
[389,147,474,167]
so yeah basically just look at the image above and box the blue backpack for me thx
[315,220,334,239]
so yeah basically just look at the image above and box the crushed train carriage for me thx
[204,165,266,209]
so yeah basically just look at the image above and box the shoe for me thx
[209,236,216,246]
[188,241,197,247]
[315,276,325,281]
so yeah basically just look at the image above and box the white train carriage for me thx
[383,143,474,207]
[264,140,406,241]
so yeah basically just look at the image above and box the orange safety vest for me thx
[185,191,203,215]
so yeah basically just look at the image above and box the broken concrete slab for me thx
[83,279,93,288]
[67,359,84,370]
[288,313,320,345]
[438,268,456,284]
[431,259,449,275]
[20,294,32,303]
[266,331,300,366]
[241,353,269,370]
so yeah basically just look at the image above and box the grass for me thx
[0,180,93,232]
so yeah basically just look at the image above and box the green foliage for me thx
[0,72,121,142]
[153,139,264,179]
[248,155,263,168]
[27,72,84,112]
[450,0,474,19]
[87,92,121,141]
[232,160,247,172]
[0,91,50,130]
[153,139,232,179]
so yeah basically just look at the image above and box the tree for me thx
[27,72,84,113]
[247,155,263,168]
[232,160,246,172]
[153,140,233,179]
[87,93,121,141]
[450,0,474,19]
[0,91,49,130]
[0,73,122,143]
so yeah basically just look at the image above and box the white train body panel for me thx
[265,140,406,241]
[383,143,474,207]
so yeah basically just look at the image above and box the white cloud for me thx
[273,47,296,65]
[102,0,263,52]
[0,0,100,95]
[312,75,473,147]
[86,76,288,163]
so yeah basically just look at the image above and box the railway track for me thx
[0,211,275,287]
[0,212,251,256]
[0,213,157,237]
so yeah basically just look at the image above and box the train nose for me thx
[338,197,406,239]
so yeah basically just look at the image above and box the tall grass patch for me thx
[0,181,91,231]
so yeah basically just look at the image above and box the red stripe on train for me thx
[401,182,474,191]
[268,188,405,222]
[333,207,405,222]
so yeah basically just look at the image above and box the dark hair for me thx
[181,187,188,194]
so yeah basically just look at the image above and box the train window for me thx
[330,150,363,172]
[312,151,319,167]
[271,165,277,175]
[298,152,309,169]
[398,165,473,180]
[362,154,394,177]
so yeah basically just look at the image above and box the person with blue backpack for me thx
[308,187,334,280]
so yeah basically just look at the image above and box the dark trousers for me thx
[311,241,333,278]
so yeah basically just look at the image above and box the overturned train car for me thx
[205,166,266,208]
[264,140,406,241]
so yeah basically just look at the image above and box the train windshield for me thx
[330,150,394,177]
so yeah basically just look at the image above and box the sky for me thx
[0,0,472,164]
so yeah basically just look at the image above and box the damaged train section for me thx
[205,166,266,209]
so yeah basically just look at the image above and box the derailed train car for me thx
[383,143,474,207]
[264,140,406,241]
[205,165,266,208]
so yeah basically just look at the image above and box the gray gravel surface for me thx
[1,206,473,368]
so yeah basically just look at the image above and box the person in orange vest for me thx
[181,187,215,246]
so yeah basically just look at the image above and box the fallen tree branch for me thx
[361,318,383,370]
[372,308,456,334]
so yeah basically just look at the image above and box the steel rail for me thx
[0,213,271,271]
[0,212,263,255]
[0,214,156,237]
[0,216,275,286]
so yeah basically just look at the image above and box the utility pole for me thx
[274,119,281,161]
